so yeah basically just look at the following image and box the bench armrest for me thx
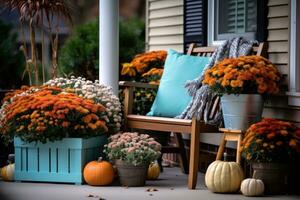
[119,81,159,89]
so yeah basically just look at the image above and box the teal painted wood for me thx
[14,135,107,184]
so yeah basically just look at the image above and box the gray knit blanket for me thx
[177,37,257,125]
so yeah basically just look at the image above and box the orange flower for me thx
[221,79,230,87]
[202,55,281,95]
[258,83,268,94]
[230,80,243,88]
[289,139,297,148]
[208,78,217,85]
[88,123,97,130]
[129,50,167,73]
[83,115,92,124]
[280,130,288,136]
[62,121,70,128]
[267,133,276,139]
[0,86,109,140]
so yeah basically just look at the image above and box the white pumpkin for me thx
[1,163,15,181]
[205,161,244,193]
[241,178,264,197]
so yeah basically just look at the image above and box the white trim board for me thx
[288,0,300,106]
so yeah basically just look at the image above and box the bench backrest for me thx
[186,42,267,121]
[187,42,267,57]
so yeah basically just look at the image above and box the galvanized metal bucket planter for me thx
[115,160,148,187]
[252,162,290,195]
[221,94,264,131]
[14,135,107,184]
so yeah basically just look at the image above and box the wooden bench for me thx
[120,42,267,189]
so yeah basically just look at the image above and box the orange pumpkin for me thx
[83,157,114,186]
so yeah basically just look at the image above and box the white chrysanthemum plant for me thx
[44,76,122,133]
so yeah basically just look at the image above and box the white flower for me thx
[42,76,123,133]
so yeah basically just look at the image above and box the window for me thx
[216,0,257,40]
[208,0,266,45]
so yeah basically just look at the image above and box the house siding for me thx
[146,0,184,52]
[267,0,289,76]
[263,0,300,124]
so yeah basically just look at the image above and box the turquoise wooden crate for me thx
[14,135,107,184]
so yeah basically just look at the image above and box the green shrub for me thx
[0,19,26,89]
[59,18,145,80]
[59,19,99,80]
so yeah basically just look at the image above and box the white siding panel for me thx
[149,44,183,52]
[268,29,289,41]
[146,0,184,52]
[263,107,300,122]
[269,53,289,64]
[149,35,183,45]
[149,25,183,36]
[268,0,289,6]
[268,41,289,52]
[268,5,289,18]
[268,17,289,29]
[149,16,184,28]
[150,0,183,10]
[149,6,183,19]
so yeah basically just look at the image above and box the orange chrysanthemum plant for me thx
[202,56,281,95]
[121,50,167,84]
[241,118,300,162]
[120,50,167,115]
[0,86,108,144]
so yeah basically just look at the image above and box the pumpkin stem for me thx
[98,157,103,162]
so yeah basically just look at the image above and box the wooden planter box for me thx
[14,135,107,184]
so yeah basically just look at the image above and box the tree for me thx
[0,19,26,89]
[58,17,145,80]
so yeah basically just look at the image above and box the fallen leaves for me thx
[87,194,106,200]
[146,188,158,192]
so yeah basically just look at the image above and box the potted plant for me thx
[0,78,122,184]
[241,118,300,194]
[105,132,161,186]
[203,56,281,131]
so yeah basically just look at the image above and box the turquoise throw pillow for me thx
[147,49,210,117]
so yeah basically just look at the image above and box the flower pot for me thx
[115,160,148,187]
[252,162,290,195]
[14,135,107,184]
[221,94,264,131]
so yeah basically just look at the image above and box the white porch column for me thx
[99,0,119,95]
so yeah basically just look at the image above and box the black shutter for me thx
[184,0,207,52]
[256,0,268,42]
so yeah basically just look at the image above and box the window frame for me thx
[287,0,300,106]
[208,0,267,46]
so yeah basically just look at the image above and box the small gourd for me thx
[83,157,114,186]
[1,163,15,181]
[241,178,264,197]
[147,161,160,180]
[205,154,244,193]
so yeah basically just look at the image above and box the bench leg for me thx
[174,132,189,174]
[216,134,226,161]
[188,118,200,189]
[236,134,242,164]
